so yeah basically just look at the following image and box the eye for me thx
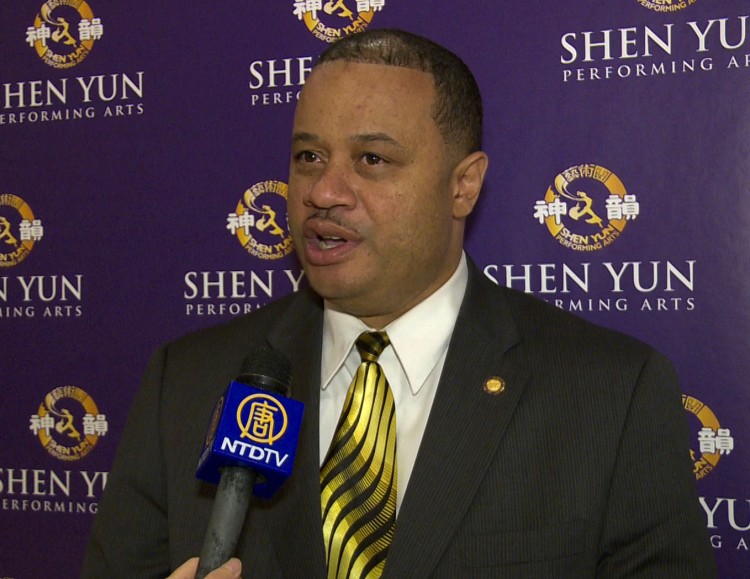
[295,151,320,163]
[362,153,385,165]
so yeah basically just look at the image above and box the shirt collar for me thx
[321,253,468,394]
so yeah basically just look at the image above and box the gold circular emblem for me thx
[236,393,289,446]
[31,386,106,461]
[229,180,294,260]
[297,2,378,43]
[682,395,729,480]
[483,377,506,395]
[540,164,635,252]
[29,1,102,69]
[0,194,42,268]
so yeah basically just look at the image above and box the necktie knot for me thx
[355,331,390,363]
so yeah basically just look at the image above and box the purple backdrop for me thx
[1,1,748,577]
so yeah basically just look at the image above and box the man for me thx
[82,29,715,578]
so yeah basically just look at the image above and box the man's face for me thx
[288,60,471,328]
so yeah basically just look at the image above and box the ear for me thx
[450,151,488,219]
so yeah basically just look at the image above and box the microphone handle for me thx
[195,466,256,579]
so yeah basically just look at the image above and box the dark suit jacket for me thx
[82,261,716,578]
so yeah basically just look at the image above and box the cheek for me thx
[383,199,435,252]
[366,176,451,250]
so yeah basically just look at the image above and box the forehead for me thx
[293,61,439,140]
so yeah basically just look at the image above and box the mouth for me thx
[301,217,360,265]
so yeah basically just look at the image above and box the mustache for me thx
[305,210,359,235]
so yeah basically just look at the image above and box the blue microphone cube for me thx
[196,380,304,498]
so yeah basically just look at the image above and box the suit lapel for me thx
[265,290,328,578]
[385,264,531,577]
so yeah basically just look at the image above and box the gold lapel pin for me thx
[483,377,506,395]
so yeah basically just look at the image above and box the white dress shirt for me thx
[319,253,468,512]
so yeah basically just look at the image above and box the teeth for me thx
[318,236,343,249]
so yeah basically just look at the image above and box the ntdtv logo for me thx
[197,381,303,499]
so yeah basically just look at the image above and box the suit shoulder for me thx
[494,281,658,362]
[480,282,681,410]
[159,290,316,366]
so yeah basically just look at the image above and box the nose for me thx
[302,159,356,211]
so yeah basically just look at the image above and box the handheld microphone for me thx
[194,346,304,579]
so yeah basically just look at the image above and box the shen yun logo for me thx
[293,0,385,43]
[29,386,108,461]
[227,181,294,260]
[683,395,734,480]
[26,0,104,69]
[0,194,44,268]
[534,164,638,252]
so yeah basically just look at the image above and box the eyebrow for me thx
[291,131,406,151]
[291,132,318,145]
[352,132,405,150]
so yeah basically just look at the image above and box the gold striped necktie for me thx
[321,331,397,579]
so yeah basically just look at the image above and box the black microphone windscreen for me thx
[236,346,292,396]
